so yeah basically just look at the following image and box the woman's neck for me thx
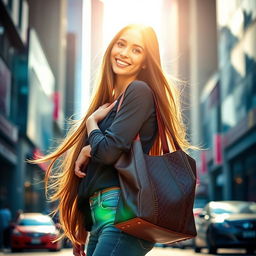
[113,75,137,99]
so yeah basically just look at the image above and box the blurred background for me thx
[0,0,256,254]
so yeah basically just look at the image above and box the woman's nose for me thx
[120,47,129,57]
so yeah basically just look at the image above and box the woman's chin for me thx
[112,69,130,76]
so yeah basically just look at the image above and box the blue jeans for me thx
[87,187,155,256]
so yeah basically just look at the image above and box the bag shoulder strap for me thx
[116,86,181,153]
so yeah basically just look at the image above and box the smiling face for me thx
[110,29,146,79]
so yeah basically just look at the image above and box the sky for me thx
[102,0,163,49]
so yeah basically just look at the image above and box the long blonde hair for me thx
[28,24,196,245]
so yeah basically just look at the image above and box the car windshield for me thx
[211,202,256,215]
[18,217,53,226]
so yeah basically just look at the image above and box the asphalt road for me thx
[0,247,253,256]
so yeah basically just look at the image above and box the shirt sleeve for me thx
[87,80,155,165]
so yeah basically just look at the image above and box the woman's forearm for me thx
[86,117,99,137]
[82,117,100,158]
[82,145,92,158]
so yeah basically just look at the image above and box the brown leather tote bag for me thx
[113,91,197,244]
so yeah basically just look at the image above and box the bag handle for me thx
[116,87,181,153]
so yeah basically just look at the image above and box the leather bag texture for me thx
[113,88,197,244]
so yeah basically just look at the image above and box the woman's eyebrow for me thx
[118,38,144,50]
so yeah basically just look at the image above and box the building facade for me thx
[0,0,30,214]
[0,0,81,216]
[162,0,256,203]
[214,0,256,201]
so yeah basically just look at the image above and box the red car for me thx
[11,213,62,252]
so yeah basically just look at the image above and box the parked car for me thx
[11,212,62,252]
[194,201,256,254]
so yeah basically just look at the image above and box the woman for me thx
[29,24,194,256]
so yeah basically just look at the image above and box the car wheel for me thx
[49,249,60,252]
[11,248,22,252]
[246,248,255,255]
[193,237,201,253]
[208,247,217,254]
[207,233,217,254]
[194,246,201,253]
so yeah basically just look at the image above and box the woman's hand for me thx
[74,145,91,178]
[88,101,117,123]
[76,101,117,178]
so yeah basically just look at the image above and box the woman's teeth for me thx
[116,59,130,67]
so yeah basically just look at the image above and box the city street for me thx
[0,247,253,256]
[0,1,256,256]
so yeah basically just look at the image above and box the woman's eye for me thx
[117,42,124,47]
[133,48,141,54]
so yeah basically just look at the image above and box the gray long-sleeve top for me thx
[78,80,158,229]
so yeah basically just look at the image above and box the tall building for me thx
[0,0,29,213]
[24,0,68,212]
[214,0,256,201]
[189,0,218,202]
[172,0,256,202]
[66,0,83,118]
[27,0,67,131]
[0,0,82,215]
[79,0,104,114]
[160,0,218,205]
[90,0,104,94]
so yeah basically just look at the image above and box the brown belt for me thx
[89,186,121,201]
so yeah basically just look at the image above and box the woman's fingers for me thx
[109,100,117,108]
[75,169,86,178]
[101,101,117,109]
[75,170,86,178]
[89,100,117,124]
[74,161,86,178]
[74,151,90,178]
[102,101,117,112]
[99,103,111,109]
